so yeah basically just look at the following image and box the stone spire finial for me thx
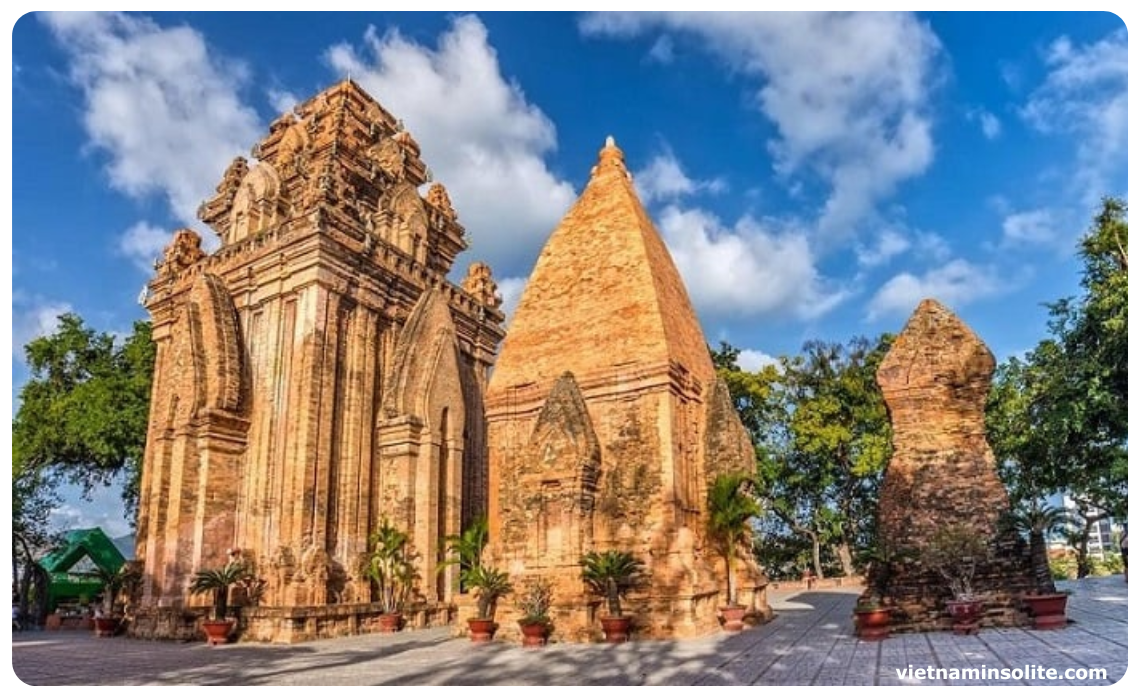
[592,135,628,179]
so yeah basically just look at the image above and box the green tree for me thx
[706,472,761,605]
[11,461,59,628]
[987,197,1127,578]
[12,314,155,519]
[1046,197,1128,518]
[718,336,892,579]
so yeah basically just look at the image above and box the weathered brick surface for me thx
[486,139,767,641]
[875,299,1034,631]
[134,81,505,642]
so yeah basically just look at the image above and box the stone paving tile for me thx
[8,576,1128,686]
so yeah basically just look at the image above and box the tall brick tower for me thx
[485,137,767,640]
[133,80,505,641]
[875,298,1034,631]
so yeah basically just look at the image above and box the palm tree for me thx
[90,562,143,616]
[706,472,761,606]
[439,515,488,592]
[579,550,644,617]
[363,518,418,614]
[464,564,513,620]
[190,561,252,621]
[1007,499,1072,594]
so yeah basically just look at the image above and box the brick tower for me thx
[875,298,1034,631]
[485,137,768,640]
[133,80,505,642]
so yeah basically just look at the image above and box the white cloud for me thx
[12,294,74,362]
[496,275,528,326]
[737,348,778,372]
[117,221,170,272]
[41,12,262,228]
[967,107,1002,140]
[1020,29,1127,209]
[267,87,301,116]
[50,482,133,538]
[658,204,847,320]
[914,231,952,263]
[635,149,725,203]
[856,228,910,268]
[1001,209,1059,247]
[581,12,941,238]
[325,16,577,278]
[866,259,1000,320]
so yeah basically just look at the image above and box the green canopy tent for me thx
[38,528,127,614]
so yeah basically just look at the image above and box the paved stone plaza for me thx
[10,577,1127,686]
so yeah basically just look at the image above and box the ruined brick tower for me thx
[875,298,1033,631]
[485,137,767,640]
[133,80,505,641]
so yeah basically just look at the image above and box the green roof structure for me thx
[38,528,128,612]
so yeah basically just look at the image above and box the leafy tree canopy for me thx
[986,197,1127,519]
[12,313,154,521]
[713,335,893,580]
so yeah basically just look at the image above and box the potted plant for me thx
[189,556,253,645]
[90,562,143,637]
[706,471,761,632]
[515,578,555,647]
[362,518,417,633]
[920,524,990,635]
[464,564,513,642]
[853,593,891,641]
[580,549,645,643]
[439,515,488,594]
[1006,500,1072,629]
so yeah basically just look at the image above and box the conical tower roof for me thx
[490,137,714,394]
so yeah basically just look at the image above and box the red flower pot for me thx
[600,615,632,643]
[518,620,550,647]
[93,616,121,637]
[946,598,983,635]
[854,607,891,641]
[720,605,747,633]
[1022,593,1068,630]
[467,617,498,643]
[376,612,403,633]
[201,620,234,646]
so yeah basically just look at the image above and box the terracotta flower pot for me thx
[600,615,632,643]
[518,619,549,647]
[93,616,121,638]
[467,617,498,643]
[1022,593,1068,630]
[946,598,983,635]
[376,612,403,633]
[720,605,747,633]
[853,607,891,641]
[201,619,234,646]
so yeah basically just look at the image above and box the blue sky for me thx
[5,11,1131,537]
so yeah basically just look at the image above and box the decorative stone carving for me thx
[158,229,206,273]
[461,262,501,309]
[426,182,456,221]
[372,138,405,180]
[393,129,421,158]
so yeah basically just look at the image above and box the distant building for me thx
[1056,495,1121,561]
